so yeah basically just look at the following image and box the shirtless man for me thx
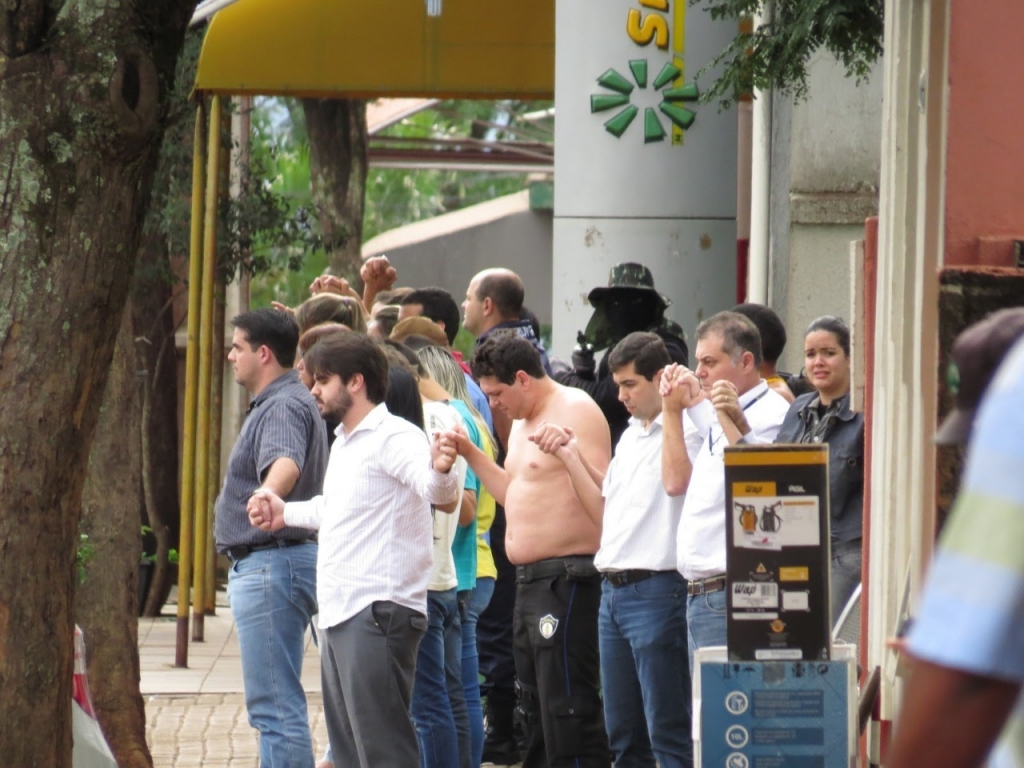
[445,329,612,768]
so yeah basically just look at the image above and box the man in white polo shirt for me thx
[595,332,694,768]
[661,311,790,667]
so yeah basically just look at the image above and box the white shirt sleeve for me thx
[283,496,325,530]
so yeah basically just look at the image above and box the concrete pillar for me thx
[868,0,949,756]
[552,0,737,356]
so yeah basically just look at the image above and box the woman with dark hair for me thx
[385,365,425,432]
[775,316,864,623]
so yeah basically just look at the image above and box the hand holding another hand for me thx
[431,431,459,473]
[360,256,398,294]
[529,422,577,462]
[247,489,286,531]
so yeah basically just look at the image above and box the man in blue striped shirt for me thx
[214,308,328,767]
[892,308,1024,768]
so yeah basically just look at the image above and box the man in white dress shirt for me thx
[248,333,460,768]
[661,311,790,667]
[594,332,694,767]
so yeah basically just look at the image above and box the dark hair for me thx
[232,308,299,368]
[732,303,787,364]
[696,311,763,368]
[401,288,461,345]
[295,294,367,335]
[385,366,425,431]
[471,330,545,384]
[372,305,400,337]
[381,338,427,379]
[476,271,524,319]
[607,331,671,380]
[303,332,389,404]
[805,315,851,357]
[520,304,542,340]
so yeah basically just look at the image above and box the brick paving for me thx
[139,591,520,767]
[139,592,328,767]
[145,693,328,768]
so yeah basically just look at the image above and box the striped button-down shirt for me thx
[214,370,328,551]
[284,403,460,628]
[909,337,1024,767]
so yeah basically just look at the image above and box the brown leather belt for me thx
[687,575,727,596]
[603,569,660,587]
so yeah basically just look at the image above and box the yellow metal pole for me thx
[205,284,226,615]
[176,101,207,668]
[193,94,222,642]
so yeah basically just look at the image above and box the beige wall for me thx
[362,193,553,325]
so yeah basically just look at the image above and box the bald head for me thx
[463,268,525,335]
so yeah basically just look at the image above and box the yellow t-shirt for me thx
[476,436,498,580]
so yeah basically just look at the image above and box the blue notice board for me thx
[696,650,855,768]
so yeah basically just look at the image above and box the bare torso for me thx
[503,386,610,564]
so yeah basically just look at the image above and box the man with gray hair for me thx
[660,311,791,664]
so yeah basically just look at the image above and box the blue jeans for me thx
[462,579,494,767]
[831,538,862,625]
[413,588,470,768]
[600,573,693,768]
[686,588,728,673]
[227,542,318,768]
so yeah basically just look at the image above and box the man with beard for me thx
[214,308,328,767]
[555,262,689,448]
[248,332,460,768]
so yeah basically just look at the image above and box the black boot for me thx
[482,687,521,766]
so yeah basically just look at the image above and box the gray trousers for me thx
[321,601,428,767]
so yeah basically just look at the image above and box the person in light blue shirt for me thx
[892,309,1024,768]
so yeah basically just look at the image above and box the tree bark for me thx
[0,2,196,764]
[132,234,181,617]
[77,308,152,768]
[302,98,369,283]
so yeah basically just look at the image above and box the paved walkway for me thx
[140,590,522,767]
[140,590,329,767]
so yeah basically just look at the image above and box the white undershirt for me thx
[422,400,467,591]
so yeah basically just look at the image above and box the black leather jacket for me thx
[776,392,864,542]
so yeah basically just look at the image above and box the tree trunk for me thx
[77,308,151,768]
[0,3,196,764]
[302,98,369,283]
[132,234,181,617]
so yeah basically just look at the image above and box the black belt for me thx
[602,569,664,587]
[687,575,727,596]
[516,556,597,584]
[226,538,312,562]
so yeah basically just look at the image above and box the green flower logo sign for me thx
[589,59,699,143]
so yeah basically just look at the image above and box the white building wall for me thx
[770,53,883,374]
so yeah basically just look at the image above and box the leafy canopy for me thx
[695,0,884,108]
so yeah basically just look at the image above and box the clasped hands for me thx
[659,364,748,434]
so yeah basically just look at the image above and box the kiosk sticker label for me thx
[752,690,824,718]
[782,590,811,611]
[733,496,821,549]
[732,582,779,609]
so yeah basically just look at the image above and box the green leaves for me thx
[693,0,883,108]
